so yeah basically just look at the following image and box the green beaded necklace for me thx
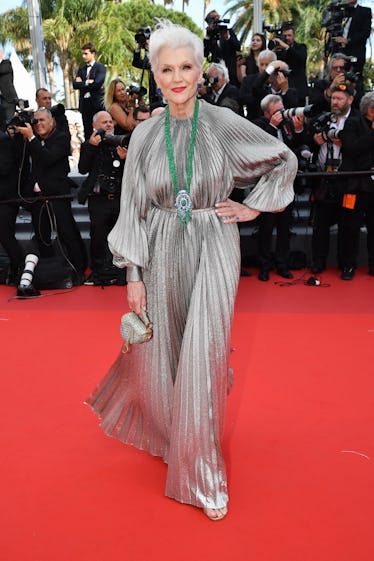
[164,98,199,225]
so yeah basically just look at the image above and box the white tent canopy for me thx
[10,49,37,110]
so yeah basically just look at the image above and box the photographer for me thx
[204,10,241,87]
[15,107,87,284]
[254,94,306,281]
[0,128,24,285]
[104,79,137,134]
[132,26,161,107]
[0,49,18,122]
[268,23,308,106]
[239,50,298,121]
[322,0,371,101]
[309,53,357,112]
[309,83,359,277]
[331,0,371,77]
[201,63,241,113]
[78,111,128,286]
[338,91,374,277]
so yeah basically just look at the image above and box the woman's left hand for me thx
[215,199,260,223]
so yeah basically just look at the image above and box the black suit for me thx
[204,29,241,86]
[276,42,308,105]
[253,117,302,271]
[78,141,124,273]
[240,71,298,121]
[0,58,18,122]
[0,131,24,274]
[202,83,241,114]
[338,110,374,268]
[343,5,372,75]
[132,50,160,106]
[73,61,106,138]
[22,128,87,274]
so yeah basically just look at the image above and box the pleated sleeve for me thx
[107,124,150,271]
[210,104,298,212]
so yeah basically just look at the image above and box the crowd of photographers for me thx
[1,2,374,289]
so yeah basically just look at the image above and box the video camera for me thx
[322,1,355,55]
[135,26,152,49]
[95,128,131,149]
[205,15,231,39]
[263,21,293,51]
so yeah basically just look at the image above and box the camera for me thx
[264,21,292,51]
[322,1,355,55]
[281,104,318,120]
[311,111,337,135]
[127,84,147,98]
[341,56,360,82]
[7,99,38,129]
[322,1,355,30]
[203,73,219,87]
[205,16,230,39]
[95,128,131,149]
[135,26,152,49]
[273,67,291,78]
[295,145,318,191]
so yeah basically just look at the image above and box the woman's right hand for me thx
[127,281,147,315]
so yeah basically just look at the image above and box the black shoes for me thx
[84,268,127,286]
[258,269,270,281]
[276,268,293,279]
[240,269,251,277]
[258,267,293,281]
[341,266,355,280]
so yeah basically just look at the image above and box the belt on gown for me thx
[151,203,216,214]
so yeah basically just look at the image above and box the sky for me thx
[0,0,229,30]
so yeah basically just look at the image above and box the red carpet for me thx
[1,268,374,561]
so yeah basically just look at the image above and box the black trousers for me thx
[339,190,374,269]
[312,191,374,269]
[88,194,120,271]
[257,203,293,270]
[311,199,341,269]
[0,202,24,268]
[25,198,87,274]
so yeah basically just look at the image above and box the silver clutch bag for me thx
[120,310,153,353]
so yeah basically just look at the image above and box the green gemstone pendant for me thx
[175,190,193,224]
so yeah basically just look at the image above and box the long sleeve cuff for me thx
[126,265,143,283]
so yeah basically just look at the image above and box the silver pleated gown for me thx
[86,101,297,509]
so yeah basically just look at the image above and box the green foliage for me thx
[0,6,32,69]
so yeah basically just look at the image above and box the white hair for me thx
[206,62,229,84]
[258,49,277,64]
[260,94,282,113]
[149,19,204,72]
[360,91,374,116]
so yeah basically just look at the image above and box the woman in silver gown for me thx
[86,21,297,521]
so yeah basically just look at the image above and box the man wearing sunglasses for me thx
[310,53,356,112]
